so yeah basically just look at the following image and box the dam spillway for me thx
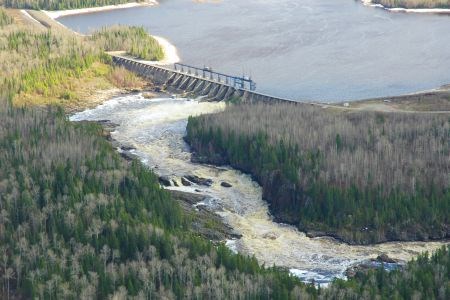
[111,54,299,104]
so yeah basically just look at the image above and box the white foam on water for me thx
[225,239,239,254]
[71,93,449,284]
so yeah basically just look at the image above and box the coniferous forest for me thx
[0,4,449,300]
[186,103,450,244]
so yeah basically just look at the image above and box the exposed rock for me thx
[221,181,233,188]
[181,177,192,186]
[172,180,179,187]
[262,232,278,240]
[168,190,242,242]
[120,145,136,151]
[96,119,119,129]
[185,175,213,186]
[158,176,172,187]
[345,262,374,278]
[376,253,397,264]
[119,152,136,161]
[168,190,206,205]
[305,230,327,238]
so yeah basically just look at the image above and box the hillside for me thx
[186,102,450,244]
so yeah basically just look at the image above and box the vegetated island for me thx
[371,0,450,9]
[1,3,449,299]
[186,101,450,245]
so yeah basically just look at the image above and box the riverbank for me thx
[42,0,158,19]
[362,0,450,13]
[96,117,240,242]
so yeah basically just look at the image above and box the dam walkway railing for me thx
[174,63,256,91]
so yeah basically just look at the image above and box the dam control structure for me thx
[111,54,297,104]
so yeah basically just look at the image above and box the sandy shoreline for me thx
[38,1,180,66]
[43,0,158,19]
[150,36,180,65]
[361,0,450,14]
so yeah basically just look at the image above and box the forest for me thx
[0,105,316,299]
[186,103,450,244]
[0,0,138,10]
[0,6,449,299]
[372,0,450,8]
[0,8,316,299]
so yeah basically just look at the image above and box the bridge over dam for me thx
[111,54,298,104]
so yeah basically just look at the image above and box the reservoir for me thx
[59,0,450,101]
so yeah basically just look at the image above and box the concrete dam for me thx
[111,55,297,104]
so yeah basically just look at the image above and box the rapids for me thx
[70,94,448,284]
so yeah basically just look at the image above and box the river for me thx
[59,0,450,101]
[70,95,448,284]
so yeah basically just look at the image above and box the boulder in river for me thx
[158,176,172,187]
[262,232,278,240]
[185,175,213,187]
[221,181,233,188]
[181,177,192,186]
[120,145,136,151]
[376,253,397,264]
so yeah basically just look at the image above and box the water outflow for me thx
[71,94,448,284]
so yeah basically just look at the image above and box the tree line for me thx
[1,0,139,10]
[186,102,449,244]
